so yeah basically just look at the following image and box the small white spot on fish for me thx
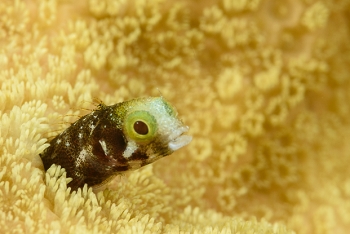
[99,140,108,156]
[89,123,96,135]
[75,149,88,168]
[75,171,82,178]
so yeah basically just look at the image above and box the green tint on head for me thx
[161,98,176,117]
[124,110,158,143]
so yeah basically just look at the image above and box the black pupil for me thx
[133,121,149,135]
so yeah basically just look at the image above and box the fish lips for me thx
[168,126,192,151]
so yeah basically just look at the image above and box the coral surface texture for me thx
[0,0,350,233]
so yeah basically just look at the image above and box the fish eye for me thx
[133,121,148,135]
[125,110,157,142]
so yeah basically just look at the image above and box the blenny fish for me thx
[40,97,192,190]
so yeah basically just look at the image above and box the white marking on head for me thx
[99,140,108,156]
[75,149,88,168]
[78,132,83,139]
[56,139,61,144]
[65,141,70,147]
[123,141,138,158]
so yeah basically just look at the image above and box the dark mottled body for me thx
[40,97,192,190]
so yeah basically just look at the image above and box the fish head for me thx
[117,97,192,168]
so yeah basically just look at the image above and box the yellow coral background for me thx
[1,0,350,233]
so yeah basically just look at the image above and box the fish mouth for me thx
[168,126,192,151]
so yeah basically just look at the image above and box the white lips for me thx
[168,126,192,151]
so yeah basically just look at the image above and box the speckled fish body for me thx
[40,97,192,190]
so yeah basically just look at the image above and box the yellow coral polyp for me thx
[115,17,141,44]
[200,6,225,34]
[221,0,261,12]
[215,67,243,99]
[301,2,329,30]
[240,110,265,136]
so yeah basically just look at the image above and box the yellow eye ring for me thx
[124,110,157,143]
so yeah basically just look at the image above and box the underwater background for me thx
[0,0,349,233]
